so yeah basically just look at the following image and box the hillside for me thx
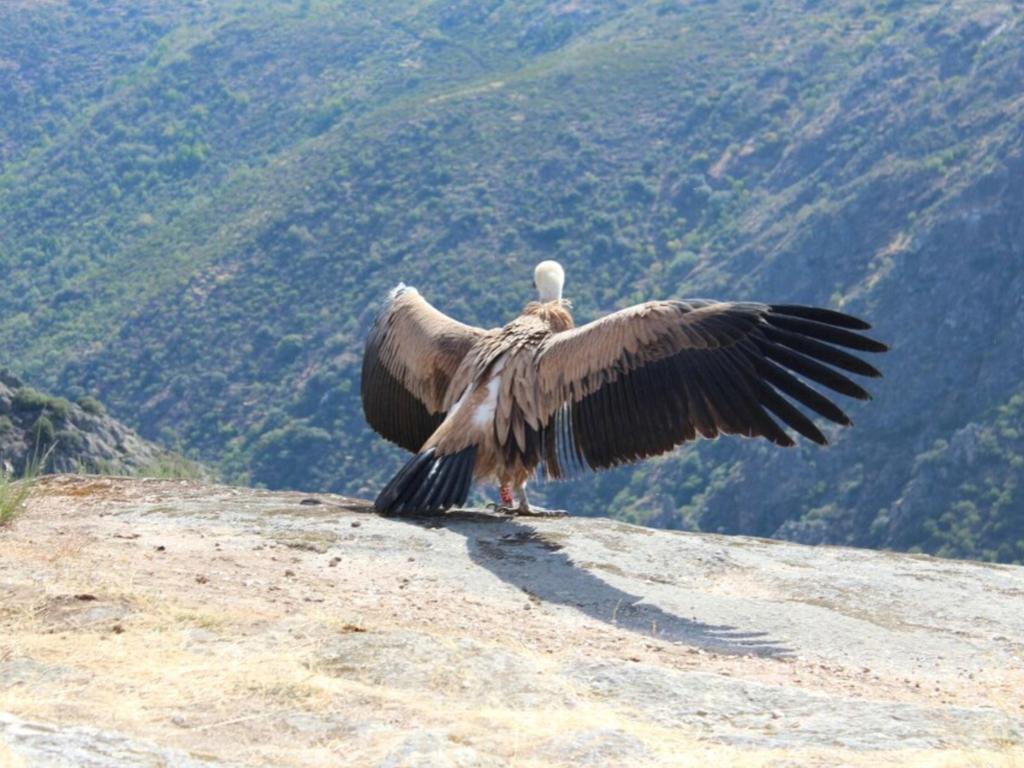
[0,0,1022,560]
[0,369,181,478]
[1,476,1022,766]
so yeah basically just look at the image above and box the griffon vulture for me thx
[362,260,887,516]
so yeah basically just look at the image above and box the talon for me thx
[510,484,568,517]
[514,507,568,518]
[485,502,517,515]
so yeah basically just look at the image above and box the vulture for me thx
[362,260,887,516]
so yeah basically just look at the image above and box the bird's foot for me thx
[485,502,518,515]
[513,505,568,518]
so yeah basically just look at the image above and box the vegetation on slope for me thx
[0,369,199,480]
[0,0,1022,561]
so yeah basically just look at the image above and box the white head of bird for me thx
[534,260,565,302]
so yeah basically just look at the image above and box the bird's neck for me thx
[523,300,574,332]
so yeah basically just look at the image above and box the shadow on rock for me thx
[402,511,792,658]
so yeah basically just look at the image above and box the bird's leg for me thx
[513,484,568,518]
[485,484,517,514]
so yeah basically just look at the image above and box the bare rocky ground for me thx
[0,475,1022,767]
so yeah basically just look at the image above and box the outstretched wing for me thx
[362,285,485,452]
[533,300,887,476]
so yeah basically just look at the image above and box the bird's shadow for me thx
[391,508,791,659]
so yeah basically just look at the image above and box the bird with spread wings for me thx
[362,260,887,516]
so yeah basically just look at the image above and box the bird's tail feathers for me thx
[374,446,477,516]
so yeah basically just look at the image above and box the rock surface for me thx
[0,476,1022,767]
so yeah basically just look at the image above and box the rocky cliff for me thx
[0,370,176,478]
[0,476,1021,767]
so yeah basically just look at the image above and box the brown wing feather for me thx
[534,301,887,475]
[362,285,485,452]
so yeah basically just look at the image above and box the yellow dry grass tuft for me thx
[0,474,33,529]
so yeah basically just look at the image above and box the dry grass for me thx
[0,448,53,529]
[0,473,33,529]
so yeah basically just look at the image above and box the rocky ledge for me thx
[0,476,1022,767]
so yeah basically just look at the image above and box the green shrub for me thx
[274,335,304,364]
[11,388,70,419]
[12,388,50,412]
[47,397,71,420]
[56,429,87,453]
[77,395,106,416]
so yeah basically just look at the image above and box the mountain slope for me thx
[0,369,182,477]
[0,0,1022,560]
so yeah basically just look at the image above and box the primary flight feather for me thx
[362,260,887,516]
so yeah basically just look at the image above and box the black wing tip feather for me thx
[769,305,889,354]
[769,304,873,331]
[766,312,888,354]
[374,446,477,516]
[751,304,887,444]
